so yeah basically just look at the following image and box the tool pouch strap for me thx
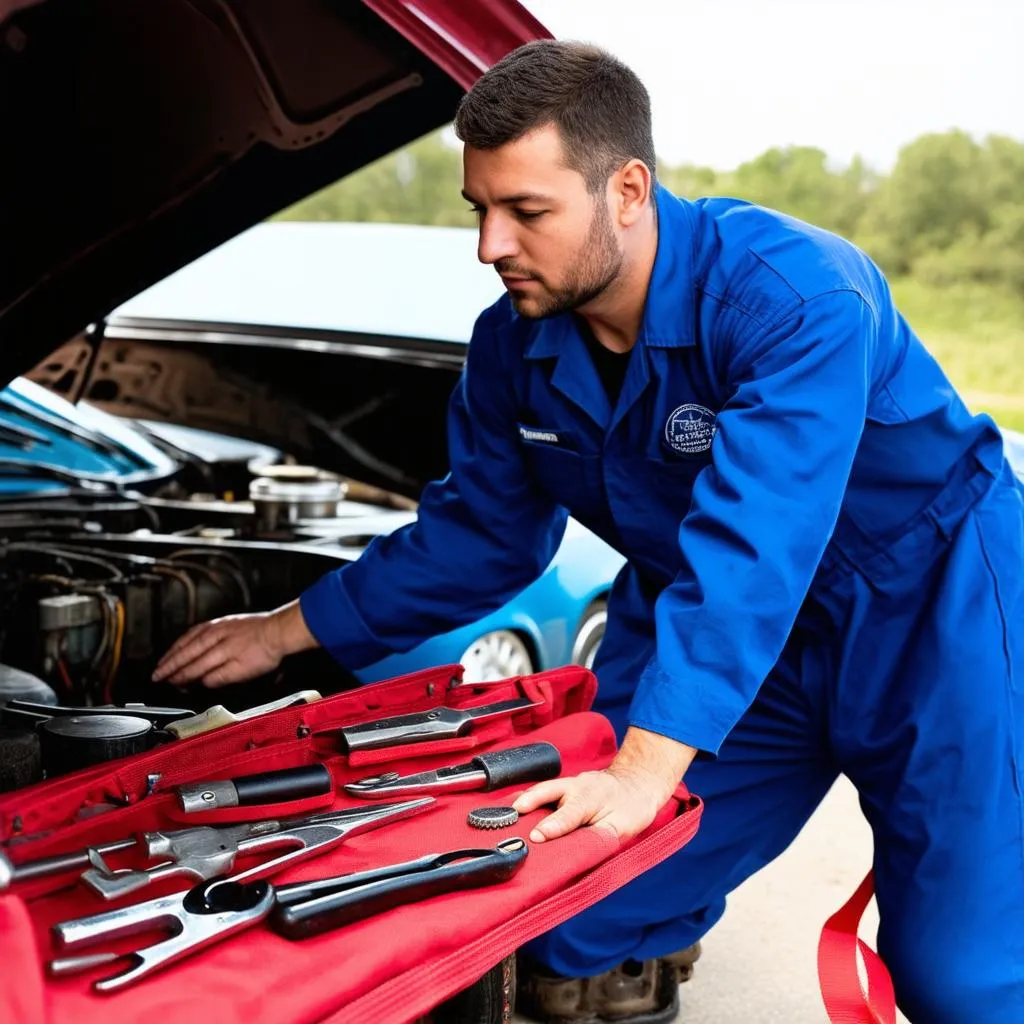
[818,870,897,1024]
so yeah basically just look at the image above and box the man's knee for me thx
[523,894,722,977]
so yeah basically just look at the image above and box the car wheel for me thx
[571,599,607,670]
[459,630,535,683]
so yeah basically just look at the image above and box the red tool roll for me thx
[0,664,702,1024]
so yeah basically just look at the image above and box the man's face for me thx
[462,124,623,319]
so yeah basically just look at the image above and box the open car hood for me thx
[27,222,506,498]
[0,0,547,389]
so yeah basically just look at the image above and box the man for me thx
[154,41,1024,1024]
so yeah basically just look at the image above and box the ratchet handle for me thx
[270,838,529,940]
[473,742,561,789]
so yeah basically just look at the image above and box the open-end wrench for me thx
[49,797,434,991]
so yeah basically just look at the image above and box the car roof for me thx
[109,221,507,345]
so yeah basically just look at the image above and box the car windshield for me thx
[0,379,177,494]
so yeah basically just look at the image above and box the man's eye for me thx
[515,209,545,221]
[467,205,485,216]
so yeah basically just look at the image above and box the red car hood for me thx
[0,0,547,386]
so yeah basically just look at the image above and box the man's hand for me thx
[512,766,665,844]
[151,600,318,687]
[512,726,698,844]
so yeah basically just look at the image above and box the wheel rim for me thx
[571,604,607,670]
[459,630,534,683]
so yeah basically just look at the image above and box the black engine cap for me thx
[467,805,519,829]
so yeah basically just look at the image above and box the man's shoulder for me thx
[691,196,886,324]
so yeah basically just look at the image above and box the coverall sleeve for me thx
[298,307,568,669]
[628,290,877,754]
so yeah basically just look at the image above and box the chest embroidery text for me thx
[519,425,561,445]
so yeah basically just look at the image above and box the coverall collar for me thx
[523,185,698,431]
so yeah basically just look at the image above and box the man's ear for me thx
[613,159,653,227]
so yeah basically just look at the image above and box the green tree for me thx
[855,130,992,275]
[717,146,875,240]
[272,125,1023,297]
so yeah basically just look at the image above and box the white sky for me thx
[519,0,1024,171]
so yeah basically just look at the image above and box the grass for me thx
[890,279,1024,431]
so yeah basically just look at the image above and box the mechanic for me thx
[153,40,1024,1024]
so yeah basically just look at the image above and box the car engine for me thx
[0,458,417,714]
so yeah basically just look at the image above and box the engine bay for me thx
[0,457,418,719]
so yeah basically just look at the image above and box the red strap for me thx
[818,870,897,1024]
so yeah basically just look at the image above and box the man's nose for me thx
[477,214,517,266]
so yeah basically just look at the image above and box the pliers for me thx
[48,797,434,991]
[51,833,528,991]
[271,836,528,939]
[82,800,421,900]
[343,741,562,798]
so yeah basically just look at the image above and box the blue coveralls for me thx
[301,186,1024,1022]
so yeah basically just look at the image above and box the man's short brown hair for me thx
[454,40,656,194]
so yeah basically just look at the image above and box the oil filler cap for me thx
[467,805,519,830]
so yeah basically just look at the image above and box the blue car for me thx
[4,222,625,709]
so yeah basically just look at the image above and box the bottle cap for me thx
[467,805,519,829]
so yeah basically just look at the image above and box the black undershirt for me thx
[576,315,632,404]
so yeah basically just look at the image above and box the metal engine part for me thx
[248,465,347,534]
[39,594,103,674]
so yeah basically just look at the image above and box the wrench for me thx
[49,797,434,991]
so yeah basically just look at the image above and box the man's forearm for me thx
[607,725,698,805]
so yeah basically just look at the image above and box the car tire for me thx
[571,598,607,670]
[459,630,535,683]
[414,955,516,1024]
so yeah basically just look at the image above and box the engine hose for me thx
[4,543,124,579]
[150,566,198,625]
[102,596,125,704]
[166,549,250,609]
[162,560,234,609]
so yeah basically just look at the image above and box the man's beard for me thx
[503,200,624,320]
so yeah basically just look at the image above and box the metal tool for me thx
[81,820,283,900]
[338,696,541,753]
[176,762,333,813]
[165,690,322,740]
[344,741,562,798]
[48,797,434,991]
[0,835,138,890]
[49,876,277,990]
[4,804,373,898]
[271,836,529,939]
[80,804,413,900]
